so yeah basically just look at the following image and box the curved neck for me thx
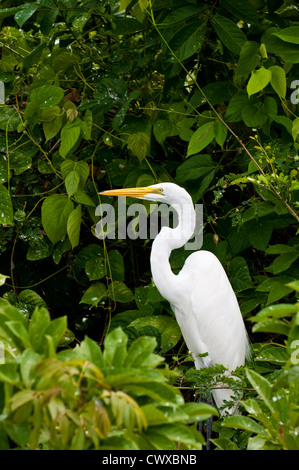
[150,195,196,305]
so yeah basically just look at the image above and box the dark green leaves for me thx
[41,195,74,244]
[0,184,13,225]
[30,85,64,109]
[212,14,246,55]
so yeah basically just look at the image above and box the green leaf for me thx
[225,91,249,122]
[0,184,13,225]
[235,41,260,78]
[30,85,64,109]
[127,132,150,162]
[273,26,299,45]
[214,120,227,148]
[61,160,90,188]
[108,250,125,281]
[59,120,82,158]
[161,5,198,26]
[0,107,21,131]
[23,40,49,69]
[125,336,160,368]
[269,65,286,98]
[229,257,253,291]
[43,114,63,141]
[130,316,182,351]
[256,276,294,305]
[85,257,106,280]
[223,415,268,436]
[221,0,259,24]
[41,194,74,244]
[67,204,82,249]
[5,321,31,349]
[187,122,215,157]
[212,14,246,55]
[104,327,128,368]
[29,307,51,351]
[65,170,80,197]
[273,252,299,274]
[246,369,274,412]
[14,3,37,27]
[176,154,215,184]
[81,110,93,140]
[247,67,272,97]
[109,282,134,303]
[80,282,107,306]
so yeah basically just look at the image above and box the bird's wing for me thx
[175,250,248,371]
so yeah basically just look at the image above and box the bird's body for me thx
[100,182,249,414]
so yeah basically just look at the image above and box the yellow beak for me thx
[99,186,160,198]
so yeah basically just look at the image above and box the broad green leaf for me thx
[266,244,297,255]
[43,114,63,141]
[222,0,259,24]
[176,154,215,184]
[273,26,299,45]
[161,5,198,26]
[67,204,82,249]
[5,321,31,349]
[225,91,249,122]
[30,85,64,109]
[256,276,294,305]
[85,257,106,280]
[229,257,253,291]
[79,336,105,370]
[254,303,299,321]
[212,14,246,55]
[247,67,272,97]
[108,249,125,281]
[28,307,51,351]
[23,40,49,69]
[103,327,128,368]
[127,132,149,162]
[81,110,93,140]
[80,282,107,306]
[14,3,37,27]
[59,120,82,158]
[235,41,260,78]
[214,120,227,148]
[41,194,74,244]
[65,170,80,197]
[223,415,268,436]
[129,315,182,351]
[61,160,90,188]
[269,65,286,98]
[0,184,13,225]
[187,122,215,157]
[246,369,274,412]
[109,281,134,303]
[273,252,299,274]
[0,107,21,131]
[242,104,267,127]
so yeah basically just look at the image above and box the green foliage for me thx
[0,0,298,450]
[0,300,216,450]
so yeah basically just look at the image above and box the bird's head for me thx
[100,182,192,205]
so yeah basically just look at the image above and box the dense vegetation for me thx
[0,0,298,450]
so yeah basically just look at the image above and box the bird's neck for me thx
[150,196,196,305]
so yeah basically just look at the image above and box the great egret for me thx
[100,182,250,415]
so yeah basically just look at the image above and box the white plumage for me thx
[100,182,250,414]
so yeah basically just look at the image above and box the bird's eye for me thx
[158,188,163,193]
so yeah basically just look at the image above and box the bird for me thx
[100,182,250,415]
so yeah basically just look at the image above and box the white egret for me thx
[100,182,250,415]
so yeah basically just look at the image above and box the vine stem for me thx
[147,1,299,224]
